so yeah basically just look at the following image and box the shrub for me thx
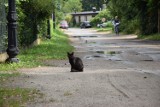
[120,18,140,34]
[17,0,54,47]
[90,9,111,27]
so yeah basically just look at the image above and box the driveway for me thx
[8,28,160,107]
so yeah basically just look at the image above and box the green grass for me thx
[0,21,71,106]
[0,29,74,71]
[0,73,43,107]
[138,33,160,40]
[0,88,43,107]
[0,73,19,83]
[96,27,113,32]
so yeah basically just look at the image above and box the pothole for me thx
[95,51,122,55]
[72,36,98,38]
[84,50,123,61]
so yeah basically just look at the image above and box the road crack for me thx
[107,74,130,99]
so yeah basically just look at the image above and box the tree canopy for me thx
[10,0,160,47]
[108,0,160,35]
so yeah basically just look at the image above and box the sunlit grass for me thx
[0,29,74,71]
[96,27,113,32]
[0,88,43,107]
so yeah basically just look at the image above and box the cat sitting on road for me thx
[67,52,84,72]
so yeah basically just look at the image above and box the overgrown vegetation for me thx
[0,28,73,106]
[0,29,74,71]
[90,9,112,27]
[108,0,160,35]
[138,34,160,40]
[17,0,54,47]
[85,0,160,36]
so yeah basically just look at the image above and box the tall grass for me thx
[138,33,160,40]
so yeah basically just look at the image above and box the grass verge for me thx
[0,20,73,106]
[0,73,43,107]
[0,88,43,107]
[138,33,160,40]
[96,27,112,32]
[0,73,19,83]
[0,29,74,71]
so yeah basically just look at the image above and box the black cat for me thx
[67,52,84,72]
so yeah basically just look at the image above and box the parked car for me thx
[60,20,68,29]
[80,21,91,28]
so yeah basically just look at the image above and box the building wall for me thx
[75,16,79,24]
[74,15,94,24]
[87,15,93,21]
[80,16,86,22]
[71,11,99,25]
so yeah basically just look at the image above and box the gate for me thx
[0,0,7,53]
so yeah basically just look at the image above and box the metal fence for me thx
[0,0,7,53]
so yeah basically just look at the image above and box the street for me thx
[9,28,160,107]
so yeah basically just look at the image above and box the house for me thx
[71,11,100,25]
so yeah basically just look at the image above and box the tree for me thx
[17,0,54,46]
[81,0,107,11]
[90,9,111,26]
[62,0,82,13]
[108,0,160,35]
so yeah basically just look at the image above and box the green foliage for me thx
[138,33,160,40]
[0,28,74,71]
[62,0,82,13]
[53,0,82,25]
[120,18,140,34]
[90,9,111,26]
[96,27,112,32]
[81,0,108,11]
[17,0,54,47]
[64,14,73,26]
[108,0,160,35]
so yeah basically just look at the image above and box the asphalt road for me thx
[8,28,160,107]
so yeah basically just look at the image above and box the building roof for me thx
[71,11,100,15]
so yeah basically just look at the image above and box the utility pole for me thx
[158,9,160,33]
[6,0,19,63]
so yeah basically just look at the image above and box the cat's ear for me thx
[71,52,74,55]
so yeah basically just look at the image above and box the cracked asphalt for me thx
[7,28,160,107]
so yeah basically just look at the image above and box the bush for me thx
[17,0,53,47]
[120,18,140,34]
[90,9,111,27]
